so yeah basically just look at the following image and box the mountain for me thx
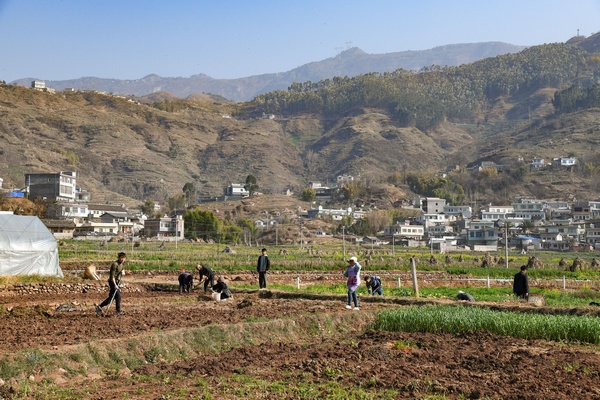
[2,38,600,209]
[11,42,525,102]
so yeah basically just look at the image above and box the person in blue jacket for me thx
[364,275,383,296]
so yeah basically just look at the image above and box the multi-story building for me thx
[443,205,472,219]
[512,199,546,220]
[144,216,184,240]
[416,213,447,228]
[415,197,446,214]
[572,201,600,221]
[25,171,77,202]
[480,205,514,221]
[466,220,499,250]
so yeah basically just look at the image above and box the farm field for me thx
[0,241,599,399]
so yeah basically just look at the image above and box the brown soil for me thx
[0,276,599,399]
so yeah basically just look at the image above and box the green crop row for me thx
[374,305,600,344]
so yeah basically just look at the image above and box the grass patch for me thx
[374,305,600,344]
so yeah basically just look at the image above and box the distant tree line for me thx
[253,43,587,131]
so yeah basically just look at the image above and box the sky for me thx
[1,0,599,82]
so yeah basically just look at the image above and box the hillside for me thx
[3,38,600,207]
[11,42,524,102]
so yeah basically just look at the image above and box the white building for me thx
[443,205,472,219]
[481,205,514,221]
[225,183,250,197]
[384,221,425,239]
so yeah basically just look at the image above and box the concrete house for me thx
[530,157,546,169]
[415,197,446,214]
[384,221,424,240]
[225,183,250,198]
[144,216,184,240]
[25,171,77,202]
[466,220,498,251]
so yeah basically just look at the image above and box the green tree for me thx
[183,209,222,241]
[301,188,316,202]
[140,199,156,217]
[244,174,259,196]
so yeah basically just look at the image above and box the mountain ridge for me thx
[11,42,525,102]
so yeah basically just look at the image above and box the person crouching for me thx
[211,277,232,301]
[178,269,194,294]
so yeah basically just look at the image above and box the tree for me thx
[519,220,535,234]
[244,174,259,196]
[182,182,197,206]
[167,193,186,212]
[140,199,156,217]
[301,188,316,202]
[183,209,222,241]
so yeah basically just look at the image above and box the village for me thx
[1,168,599,255]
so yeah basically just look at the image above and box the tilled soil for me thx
[0,281,599,399]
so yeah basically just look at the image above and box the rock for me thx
[528,294,546,307]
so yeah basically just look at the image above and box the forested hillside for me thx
[253,43,588,130]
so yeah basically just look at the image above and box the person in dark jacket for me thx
[257,248,270,289]
[513,265,529,299]
[178,270,194,294]
[196,264,215,292]
[456,290,475,302]
[96,252,126,316]
[364,275,383,296]
[212,277,232,300]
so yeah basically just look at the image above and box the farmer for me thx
[513,265,529,300]
[364,275,383,296]
[257,248,270,289]
[212,276,232,301]
[96,252,126,316]
[178,269,194,294]
[343,256,361,310]
[196,264,215,292]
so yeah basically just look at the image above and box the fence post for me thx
[398,276,401,288]
[563,276,566,290]
[487,275,490,288]
[410,256,419,298]
[297,276,300,290]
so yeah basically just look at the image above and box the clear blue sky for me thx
[1,0,599,82]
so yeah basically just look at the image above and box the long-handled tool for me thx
[105,274,123,313]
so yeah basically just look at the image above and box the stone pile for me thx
[0,282,145,296]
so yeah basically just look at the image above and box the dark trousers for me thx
[258,271,267,288]
[515,291,528,300]
[99,280,121,312]
[203,275,214,292]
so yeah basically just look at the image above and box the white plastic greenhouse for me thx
[0,212,63,277]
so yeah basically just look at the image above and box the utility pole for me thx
[342,225,346,261]
[505,222,509,269]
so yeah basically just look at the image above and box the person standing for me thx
[257,248,270,289]
[513,265,529,300]
[196,264,215,292]
[344,256,361,310]
[96,252,126,316]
